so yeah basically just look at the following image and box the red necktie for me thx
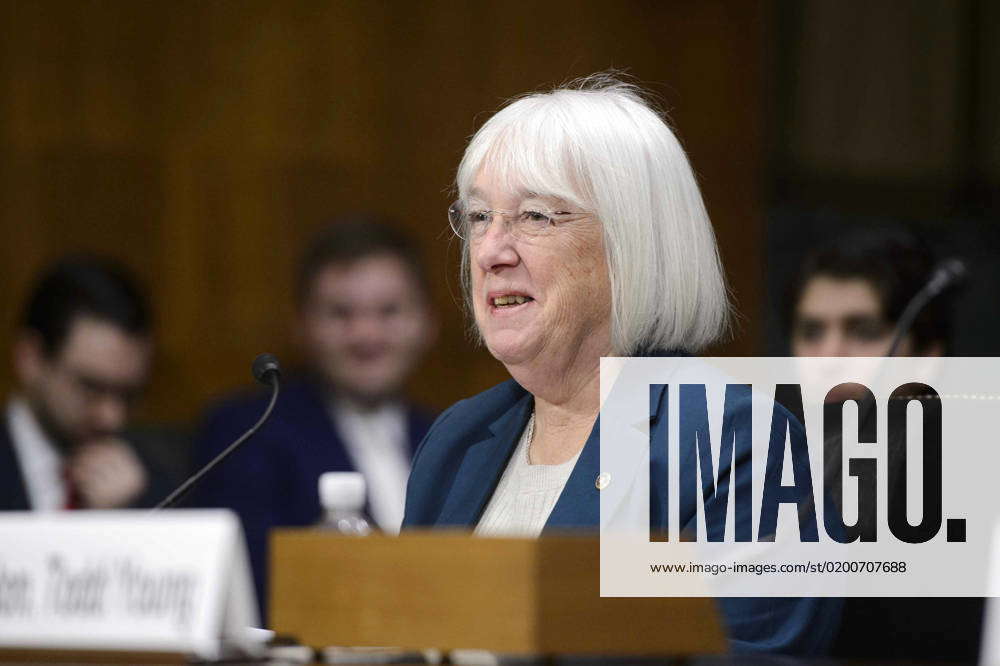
[62,465,81,510]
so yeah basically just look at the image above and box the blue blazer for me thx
[193,378,435,622]
[403,376,842,656]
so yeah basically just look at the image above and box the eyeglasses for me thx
[59,364,144,408]
[447,200,589,241]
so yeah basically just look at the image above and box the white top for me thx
[329,398,411,534]
[7,398,66,511]
[475,414,581,538]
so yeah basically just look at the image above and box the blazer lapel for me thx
[293,381,354,470]
[544,419,600,530]
[435,392,533,527]
[544,376,671,532]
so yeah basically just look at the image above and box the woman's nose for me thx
[473,215,520,273]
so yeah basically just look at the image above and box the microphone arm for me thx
[887,259,966,357]
[153,354,282,511]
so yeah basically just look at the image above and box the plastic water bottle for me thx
[317,472,372,535]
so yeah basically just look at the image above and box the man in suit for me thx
[786,227,978,661]
[1,256,167,512]
[193,216,437,621]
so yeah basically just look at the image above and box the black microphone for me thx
[924,258,968,297]
[153,353,282,510]
[887,259,967,357]
[252,353,281,385]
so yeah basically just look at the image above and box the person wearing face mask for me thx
[192,216,438,622]
[0,256,169,512]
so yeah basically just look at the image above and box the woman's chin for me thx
[483,330,539,367]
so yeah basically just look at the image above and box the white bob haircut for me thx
[455,74,731,354]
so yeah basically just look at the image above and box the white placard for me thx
[0,509,259,659]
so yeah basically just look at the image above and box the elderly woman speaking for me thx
[403,76,840,655]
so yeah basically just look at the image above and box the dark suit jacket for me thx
[825,405,983,660]
[403,375,843,656]
[0,410,177,511]
[0,417,30,511]
[192,378,435,623]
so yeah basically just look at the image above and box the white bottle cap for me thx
[319,472,367,511]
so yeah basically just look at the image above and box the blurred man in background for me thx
[193,216,437,620]
[0,256,168,511]
[785,227,977,662]
[787,227,949,358]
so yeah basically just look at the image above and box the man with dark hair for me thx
[193,216,437,620]
[292,216,435,409]
[786,227,979,661]
[787,227,950,357]
[0,256,161,510]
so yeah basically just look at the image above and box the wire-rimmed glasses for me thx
[447,200,589,241]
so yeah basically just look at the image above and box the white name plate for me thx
[0,509,259,659]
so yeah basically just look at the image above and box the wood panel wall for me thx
[0,0,764,423]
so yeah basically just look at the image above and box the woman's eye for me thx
[468,210,491,224]
[521,210,553,224]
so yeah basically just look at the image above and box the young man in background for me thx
[193,217,437,621]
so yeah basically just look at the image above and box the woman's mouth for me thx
[488,292,535,313]
[492,295,533,307]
